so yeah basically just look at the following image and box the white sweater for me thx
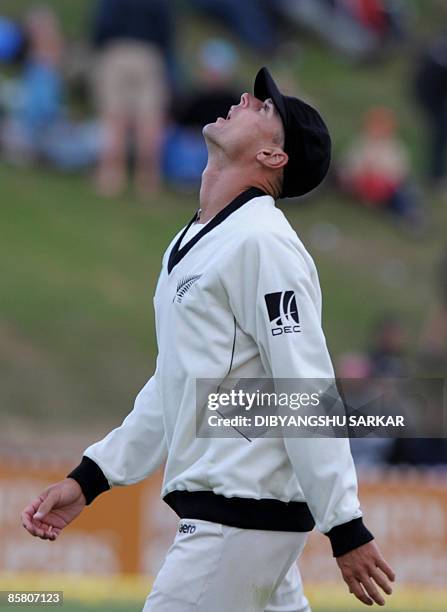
[68,188,373,557]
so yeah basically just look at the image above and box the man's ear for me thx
[256,148,289,170]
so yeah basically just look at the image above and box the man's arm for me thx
[220,229,395,605]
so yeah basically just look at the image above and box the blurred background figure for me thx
[276,0,408,62]
[413,33,447,193]
[164,38,240,190]
[189,0,408,61]
[387,436,447,466]
[92,0,173,197]
[368,313,408,377]
[0,16,24,64]
[336,352,394,467]
[384,246,447,467]
[0,6,100,169]
[336,106,425,231]
[336,312,409,470]
[189,0,279,55]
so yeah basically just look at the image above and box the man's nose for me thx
[240,92,249,107]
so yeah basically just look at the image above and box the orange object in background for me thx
[1,456,447,586]
[300,471,447,586]
[0,458,175,576]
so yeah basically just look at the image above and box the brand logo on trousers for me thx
[178,523,196,534]
[264,291,301,336]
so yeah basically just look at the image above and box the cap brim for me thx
[254,67,288,127]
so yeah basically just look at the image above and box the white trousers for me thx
[143,518,311,612]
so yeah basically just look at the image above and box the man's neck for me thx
[199,160,267,224]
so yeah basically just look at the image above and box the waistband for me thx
[163,490,316,532]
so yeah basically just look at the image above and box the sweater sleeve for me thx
[219,230,373,556]
[67,367,167,505]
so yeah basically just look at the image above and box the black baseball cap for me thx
[254,67,331,198]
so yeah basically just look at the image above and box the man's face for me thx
[203,93,285,162]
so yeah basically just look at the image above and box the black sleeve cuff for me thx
[67,456,110,505]
[326,517,374,557]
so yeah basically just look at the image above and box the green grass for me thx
[0,165,194,427]
[1,162,445,430]
[0,606,423,612]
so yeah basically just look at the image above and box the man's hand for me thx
[336,540,395,606]
[21,478,86,541]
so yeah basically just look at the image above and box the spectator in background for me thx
[92,0,173,197]
[0,16,25,123]
[189,0,279,55]
[337,315,410,469]
[276,0,407,62]
[369,313,408,377]
[164,39,240,189]
[387,438,447,466]
[413,34,447,191]
[336,106,425,231]
[336,353,394,467]
[0,6,100,169]
[0,17,25,64]
[386,246,447,467]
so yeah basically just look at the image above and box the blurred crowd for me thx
[0,0,244,196]
[0,1,446,206]
[0,0,446,466]
[340,295,447,468]
[0,0,439,204]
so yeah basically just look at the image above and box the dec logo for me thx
[272,325,300,336]
[264,291,301,337]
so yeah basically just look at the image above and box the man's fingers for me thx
[22,498,42,524]
[21,487,66,542]
[338,543,395,606]
[21,509,34,531]
[33,490,57,520]
[22,495,47,530]
[26,524,45,538]
[21,506,41,537]
[376,557,396,582]
[371,566,393,596]
[21,504,57,540]
[22,521,38,537]
[47,525,58,541]
[22,520,59,541]
[360,574,385,606]
[346,577,373,606]
[29,519,47,538]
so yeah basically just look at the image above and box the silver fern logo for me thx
[174,274,202,303]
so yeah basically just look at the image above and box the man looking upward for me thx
[22,68,395,611]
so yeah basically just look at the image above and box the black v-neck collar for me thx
[167,187,266,274]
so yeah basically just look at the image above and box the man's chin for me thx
[203,118,226,133]
[202,121,223,144]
